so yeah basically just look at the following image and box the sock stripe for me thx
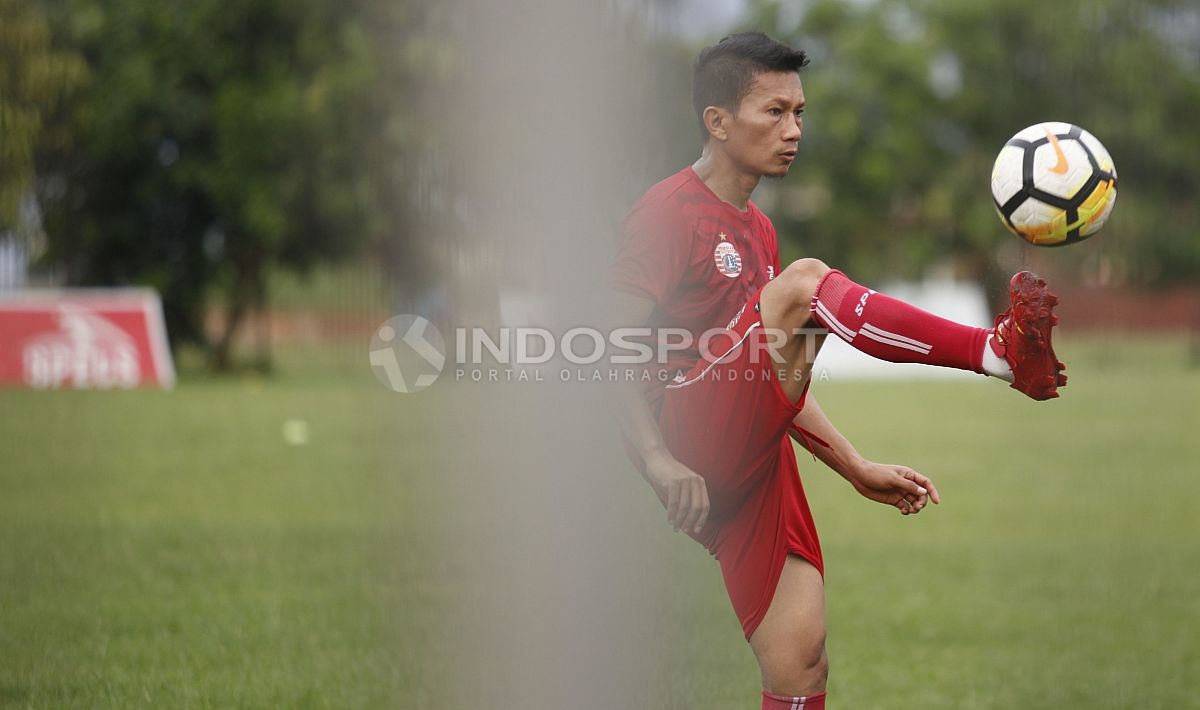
[764,690,826,710]
[812,300,856,342]
[858,326,932,354]
[860,322,933,354]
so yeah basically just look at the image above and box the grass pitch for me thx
[0,362,441,708]
[1,337,1197,708]
[654,335,1200,709]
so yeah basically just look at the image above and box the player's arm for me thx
[788,395,941,515]
[610,291,710,535]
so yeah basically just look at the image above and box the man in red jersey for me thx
[610,32,1065,709]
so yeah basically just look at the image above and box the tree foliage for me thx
[33,0,441,367]
[0,0,84,225]
[9,0,1199,373]
[745,0,1200,286]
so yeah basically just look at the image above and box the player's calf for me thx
[806,268,992,373]
[769,260,1068,399]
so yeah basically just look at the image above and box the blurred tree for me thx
[0,0,84,226]
[35,0,441,369]
[744,0,1200,287]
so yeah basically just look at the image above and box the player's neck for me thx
[692,151,760,211]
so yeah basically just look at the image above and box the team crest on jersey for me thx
[713,237,742,278]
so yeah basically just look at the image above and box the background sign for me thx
[0,290,175,389]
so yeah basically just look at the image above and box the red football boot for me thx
[991,271,1067,401]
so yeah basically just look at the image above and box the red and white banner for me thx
[0,289,175,389]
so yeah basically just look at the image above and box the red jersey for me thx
[611,167,782,406]
[612,167,824,641]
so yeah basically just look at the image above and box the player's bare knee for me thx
[761,258,831,334]
[762,637,828,695]
[778,258,831,306]
[804,646,829,686]
[786,639,828,691]
[794,626,827,672]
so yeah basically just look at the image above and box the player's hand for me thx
[643,453,710,534]
[846,461,941,515]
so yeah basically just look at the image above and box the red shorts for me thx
[657,288,824,640]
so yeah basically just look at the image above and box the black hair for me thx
[692,32,809,143]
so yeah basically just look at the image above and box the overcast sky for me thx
[667,0,749,39]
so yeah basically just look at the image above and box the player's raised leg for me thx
[750,555,828,709]
[759,258,1067,400]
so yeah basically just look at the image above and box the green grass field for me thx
[1,337,1197,708]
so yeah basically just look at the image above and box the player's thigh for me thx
[759,259,830,381]
[749,554,828,688]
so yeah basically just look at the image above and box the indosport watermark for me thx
[369,314,829,394]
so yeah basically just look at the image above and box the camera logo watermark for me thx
[369,315,446,393]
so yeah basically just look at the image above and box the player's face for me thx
[726,71,805,178]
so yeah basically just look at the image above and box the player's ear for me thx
[703,105,731,142]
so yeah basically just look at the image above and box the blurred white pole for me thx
[422,2,678,708]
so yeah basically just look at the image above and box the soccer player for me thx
[610,32,1065,709]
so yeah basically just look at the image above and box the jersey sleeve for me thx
[610,204,691,307]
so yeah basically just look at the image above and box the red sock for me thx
[810,270,988,374]
[762,690,826,709]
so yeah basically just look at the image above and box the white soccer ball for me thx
[991,121,1117,246]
